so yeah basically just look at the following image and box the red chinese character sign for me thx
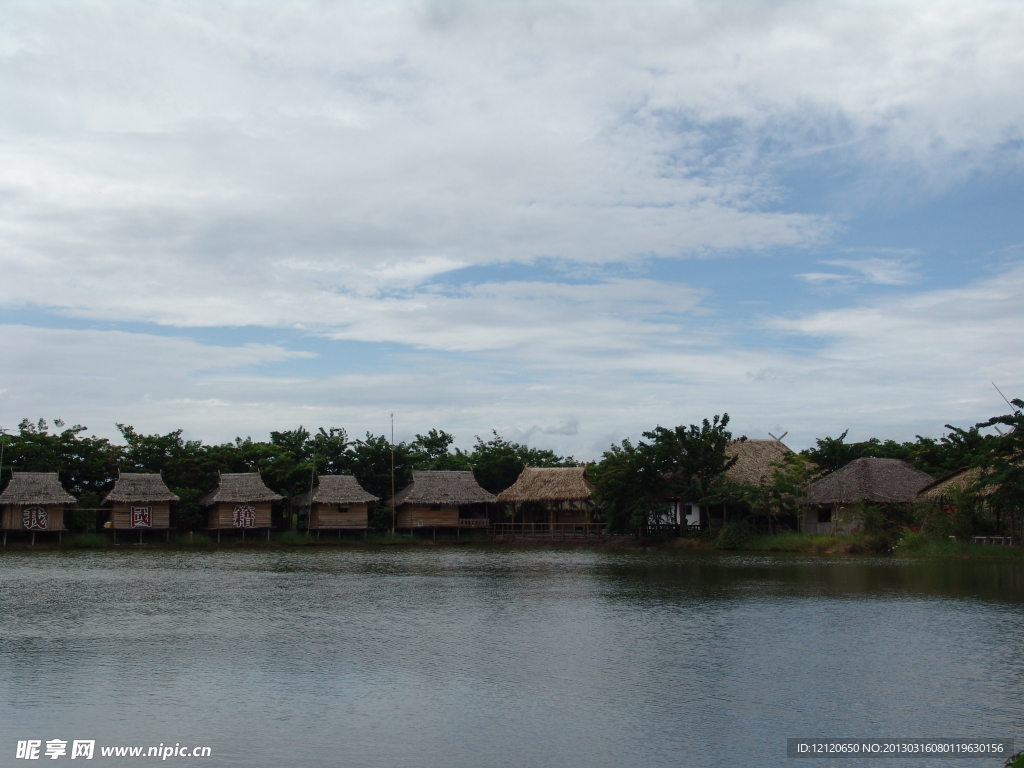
[232,504,257,528]
[131,506,153,528]
[22,506,47,530]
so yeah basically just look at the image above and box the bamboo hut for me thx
[201,472,282,540]
[0,472,76,544]
[293,474,377,533]
[387,471,495,533]
[496,466,598,534]
[800,458,934,535]
[102,471,179,540]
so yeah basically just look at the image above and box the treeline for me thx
[589,408,1021,533]
[3,399,1022,535]
[0,420,574,529]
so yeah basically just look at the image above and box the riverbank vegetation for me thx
[1,398,1023,548]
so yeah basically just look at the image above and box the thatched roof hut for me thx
[201,472,282,533]
[102,472,179,532]
[103,472,179,504]
[803,458,934,505]
[0,472,76,506]
[0,472,76,535]
[387,471,496,507]
[918,466,995,502]
[388,471,495,531]
[724,439,792,485]
[200,472,283,506]
[293,475,377,507]
[497,466,593,503]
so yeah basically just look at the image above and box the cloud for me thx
[797,256,921,285]
[0,2,1022,456]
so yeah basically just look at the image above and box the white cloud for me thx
[0,2,1022,455]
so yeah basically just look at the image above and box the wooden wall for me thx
[207,501,273,530]
[309,503,368,530]
[1,504,65,531]
[396,504,460,528]
[109,501,171,530]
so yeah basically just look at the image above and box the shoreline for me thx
[0,531,1021,560]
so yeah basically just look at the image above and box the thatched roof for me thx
[293,474,378,507]
[497,466,594,503]
[918,466,996,501]
[103,472,179,504]
[388,471,496,507]
[200,472,283,506]
[0,472,76,505]
[724,439,792,485]
[803,458,934,505]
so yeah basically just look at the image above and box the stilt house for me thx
[102,472,179,531]
[293,475,377,531]
[0,472,76,534]
[388,471,496,530]
[801,457,934,535]
[497,466,597,532]
[201,472,282,531]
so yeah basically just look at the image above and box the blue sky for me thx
[1,0,1022,458]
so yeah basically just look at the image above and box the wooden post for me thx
[217,530,221,544]
[31,531,35,547]
[267,528,271,542]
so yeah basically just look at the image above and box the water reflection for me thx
[0,548,1022,768]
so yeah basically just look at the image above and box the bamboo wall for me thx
[396,504,460,528]
[109,501,172,530]
[207,501,273,530]
[309,503,368,530]
[1,504,65,531]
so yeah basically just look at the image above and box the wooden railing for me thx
[492,523,606,537]
[458,518,491,527]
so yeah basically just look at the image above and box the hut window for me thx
[817,508,832,523]
[22,506,47,530]
[338,507,348,514]
[131,506,153,528]
[429,503,443,511]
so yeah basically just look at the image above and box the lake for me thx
[1,547,1022,767]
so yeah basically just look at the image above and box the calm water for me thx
[1,547,1023,768]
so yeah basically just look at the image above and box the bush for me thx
[370,506,396,532]
[715,522,748,550]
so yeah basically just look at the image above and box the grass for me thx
[59,533,111,549]
[893,531,1024,559]
[742,532,889,554]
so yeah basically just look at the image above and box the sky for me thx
[1,0,1023,458]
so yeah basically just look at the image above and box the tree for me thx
[467,431,573,495]
[592,414,737,534]
[647,414,737,505]
[977,399,1024,536]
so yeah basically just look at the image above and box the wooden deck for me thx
[492,522,605,539]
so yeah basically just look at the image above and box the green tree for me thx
[467,431,573,495]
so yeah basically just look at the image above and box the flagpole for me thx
[390,413,396,535]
